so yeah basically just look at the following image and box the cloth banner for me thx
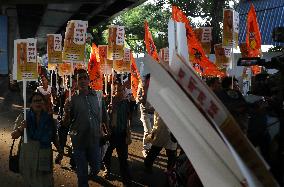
[130,53,140,99]
[246,4,261,57]
[172,6,223,77]
[246,4,262,75]
[88,43,103,91]
[144,21,159,61]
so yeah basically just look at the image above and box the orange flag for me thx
[246,4,262,75]
[172,6,221,77]
[246,4,261,57]
[144,21,159,62]
[88,43,103,91]
[130,53,140,99]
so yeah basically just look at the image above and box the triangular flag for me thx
[246,4,262,57]
[144,21,159,62]
[172,6,222,77]
[246,4,262,75]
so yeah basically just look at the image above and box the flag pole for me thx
[50,70,53,88]
[23,79,27,143]
[104,74,107,95]
[69,63,73,100]
[231,10,235,89]
[111,63,114,104]
[56,67,58,95]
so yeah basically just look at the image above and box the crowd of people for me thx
[9,66,282,187]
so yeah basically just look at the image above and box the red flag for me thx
[246,4,261,57]
[130,53,140,99]
[172,6,221,77]
[144,21,159,62]
[88,43,103,91]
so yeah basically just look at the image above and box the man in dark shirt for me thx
[103,82,131,185]
[63,69,108,187]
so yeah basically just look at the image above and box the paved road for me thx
[0,77,168,187]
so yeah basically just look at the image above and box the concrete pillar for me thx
[5,6,19,73]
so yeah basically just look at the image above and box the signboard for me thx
[223,9,239,48]
[47,34,62,70]
[14,38,38,80]
[214,43,231,70]
[193,27,212,54]
[113,48,131,73]
[99,45,112,74]
[58,62,72,76]
[159,48,169,64]
[107,25,124,60]
[62,20,88,63]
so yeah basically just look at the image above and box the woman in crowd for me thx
[37,75,53,114]
[11,92,63,187]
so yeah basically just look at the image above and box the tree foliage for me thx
[112,2,171,53]
[91,0,236,53]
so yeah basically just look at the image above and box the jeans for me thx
[73,141,101,187]
[139,103,152,150]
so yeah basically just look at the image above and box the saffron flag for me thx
[246,4,262,75]
[130,53,140,99]
[246,4,261,57]
[88,43,103,91]
[172,6,222,77]
[144,21,159,62]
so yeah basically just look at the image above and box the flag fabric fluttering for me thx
[172,6,223,77]
[246,4,261,57]
[144,21,160,62]
[130,53,140,99]
[246,3,262,75]
[88,43,103,91]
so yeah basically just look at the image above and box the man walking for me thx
[63,69,108,187]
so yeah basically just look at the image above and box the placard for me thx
[63,20,88,63]
[14,38,38,80]
[107,25,124,60]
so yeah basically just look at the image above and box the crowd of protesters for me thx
[9,66,282,187]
